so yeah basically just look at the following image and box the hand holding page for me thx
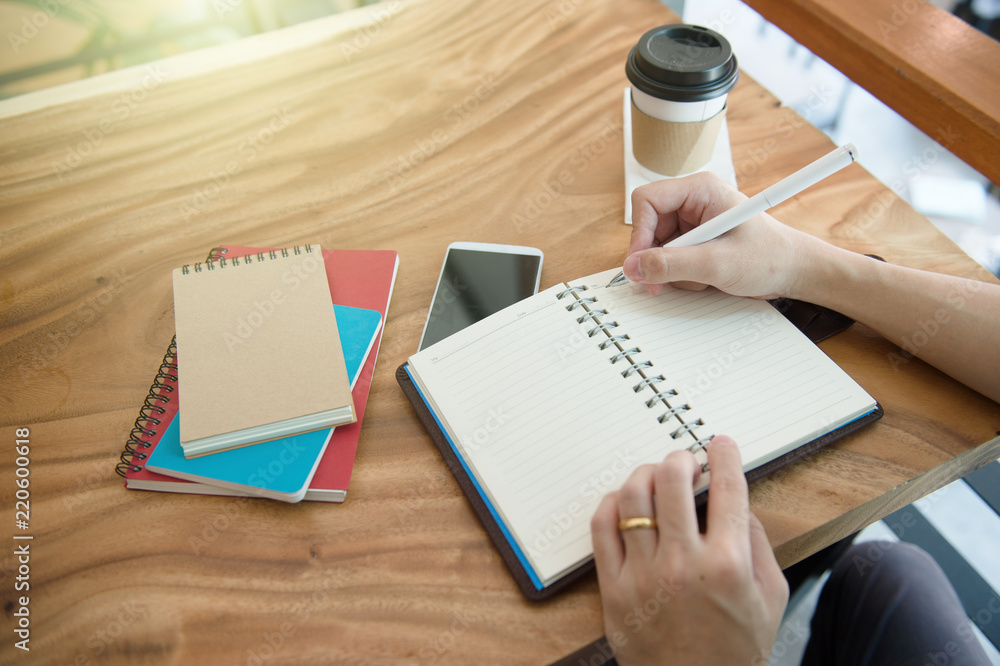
[400,267,880,598]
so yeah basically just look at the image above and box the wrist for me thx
[787,237,883,313]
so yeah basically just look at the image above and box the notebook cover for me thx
[147,414,334,502]
[224,246,400,501]
[118,247,399,502]
[172,245,355,455]
[143,304,379,502]
[395,304,883,600]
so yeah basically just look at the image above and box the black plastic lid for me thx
[626,24,739,102]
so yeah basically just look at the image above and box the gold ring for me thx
[618,516,657,532]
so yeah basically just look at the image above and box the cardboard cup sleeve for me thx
[630,96,727,177]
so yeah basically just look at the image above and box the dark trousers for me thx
[802,540,992,666]
[555,541,992,666]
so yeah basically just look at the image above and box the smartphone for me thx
[418,242,544,350]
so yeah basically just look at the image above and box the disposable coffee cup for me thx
[626,24,739,176]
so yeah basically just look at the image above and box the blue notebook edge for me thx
[403,363,545,591]
[399,366,883,595]
[146,304,381,503]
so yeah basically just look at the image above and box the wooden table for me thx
[1,0,998,663]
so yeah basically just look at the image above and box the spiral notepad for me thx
[402,267,880,596]
[172,244,355,457]
[117,246,400,502]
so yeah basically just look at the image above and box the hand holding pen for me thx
[608,144,858,288]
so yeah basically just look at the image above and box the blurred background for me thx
[0,0,381,96]
[3,0,995,275]
[681,0,1000,279]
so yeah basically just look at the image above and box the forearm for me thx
[790,238,1000,403]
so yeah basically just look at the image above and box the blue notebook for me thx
[146,304,382,502]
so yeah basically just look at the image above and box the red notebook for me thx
[116,245,399,502]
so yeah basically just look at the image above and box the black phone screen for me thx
[419,248,542,350]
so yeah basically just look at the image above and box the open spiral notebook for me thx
[398,267,881,599]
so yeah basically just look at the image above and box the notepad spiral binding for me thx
[115,337,178,477]
[115,244,315,478]
[178,244,315,275]
[556,285,713,467]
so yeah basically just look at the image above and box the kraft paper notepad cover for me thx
[172,245,355,457]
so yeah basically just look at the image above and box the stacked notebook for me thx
[116,245,399,502]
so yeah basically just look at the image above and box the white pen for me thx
[607,143,859,287]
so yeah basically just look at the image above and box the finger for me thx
[616,464,659,560]
[629,186,680,256]
[669,281,710,292]
[630,172,745,245]
[628,199,672,257]
[652,449,701,553]
[591,492,626,579]
[625,244,722,288]
[748,513,789,615]
[649,172,746,224]
[704,436,750,558]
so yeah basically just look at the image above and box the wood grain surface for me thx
[1,0,998,664]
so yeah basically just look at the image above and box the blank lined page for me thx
[588,272,877,469]
[409,284,694,584]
